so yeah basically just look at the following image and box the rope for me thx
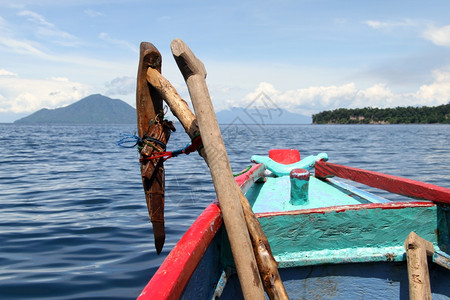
[117,134,141,148]
[116,134,166,151]
[119,132,252,176]
[118,132,203,162]
[140,135,202,162]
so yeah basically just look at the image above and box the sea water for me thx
[0,123,449,299]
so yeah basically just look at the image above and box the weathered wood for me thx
[136,42,163,138]
[147,67,200,139]
[146,41,288,300]
[171,38,265,300]
[404,232,432,300]
[136,42,174,254]
[237,188,289,299]
[315,160,450,204]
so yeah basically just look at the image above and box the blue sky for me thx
[1,0,449,122]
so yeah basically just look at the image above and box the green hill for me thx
[14,94,136,124]
[312,104,450,124]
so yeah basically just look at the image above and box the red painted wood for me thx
[290,168,310,181]
[234,163,265,193]
[138,203,222,300]
[269,149,301,164]
[138,163,266,299]
[255,201,436,219]
[315,160,450,205]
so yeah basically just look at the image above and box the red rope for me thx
[140,136,203,163]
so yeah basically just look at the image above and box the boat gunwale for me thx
[255,201,436,218]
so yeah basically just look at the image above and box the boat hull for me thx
[139,201,450,299]
[139,158,450,299]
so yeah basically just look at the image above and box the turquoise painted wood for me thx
[246,176,372,213]
[251,152,328,176]
[258,204,438,267]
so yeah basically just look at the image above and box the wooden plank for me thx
[315,160,450,204]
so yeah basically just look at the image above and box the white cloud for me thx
[51,77,69,82]
[18,10,54,27]
[423,25,450,47]
[0,35,53,59]
[231,69,450,115]
[0,75,93,113]
[104,76,135,96]
[17,10,80,46]
[364,19,416,30]
[364,20,388,29]
[0,69,18,77]
[99,33,138,53]
[84,9,104,17]
[365,19,450,48]
[0,31,131,73]
[415,69,450,104]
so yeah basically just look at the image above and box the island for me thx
[14,94,136,124]
[312,103,450,124]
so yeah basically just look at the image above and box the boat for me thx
[137,148,450,299]
[134,40,450,299]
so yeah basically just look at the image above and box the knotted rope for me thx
[118,133,203,162]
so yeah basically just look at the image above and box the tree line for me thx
[312,103,450,124]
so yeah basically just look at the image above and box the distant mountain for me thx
[216,107,311,125]
[14,94,136,124]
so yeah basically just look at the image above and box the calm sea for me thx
[1,123,449,299]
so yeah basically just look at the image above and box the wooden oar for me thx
[136,42,174,254]
[170,39,265,300]
[146,65,288,299]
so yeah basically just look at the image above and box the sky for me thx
[1,0,450,122]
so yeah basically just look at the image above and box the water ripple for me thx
[0,123,449,299]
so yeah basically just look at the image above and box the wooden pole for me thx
[146,61,288,299]
[404,231,432,300]
[170,38,265,300]
[147,67,200,139]
[237,188,288,299]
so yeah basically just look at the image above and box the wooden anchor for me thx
[136,42,175,254]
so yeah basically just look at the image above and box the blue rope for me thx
[117,134,141,148]
[117,133,167,151]
[170,142,192,157]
